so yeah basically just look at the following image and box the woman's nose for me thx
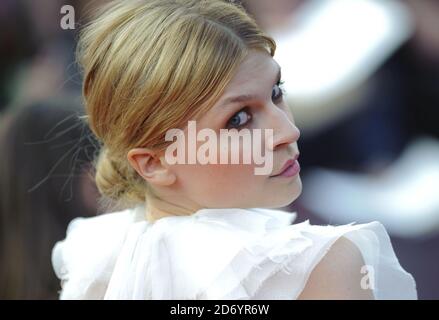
[265,105,300,151]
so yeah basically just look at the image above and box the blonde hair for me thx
[78,0,276,209]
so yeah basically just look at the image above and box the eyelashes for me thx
[272,80,285,101]
[225,80,286,129]
[226,107,252,129]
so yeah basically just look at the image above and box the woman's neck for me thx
[145,192,201,223]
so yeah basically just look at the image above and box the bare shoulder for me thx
[297,236,374,300]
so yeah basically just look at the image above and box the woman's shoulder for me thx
[297,235,374,299]
[270,219,417,299]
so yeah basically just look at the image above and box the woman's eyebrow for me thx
[220,65,281,107]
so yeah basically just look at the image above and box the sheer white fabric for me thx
[52,205,417,299]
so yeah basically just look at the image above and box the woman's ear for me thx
[127,148,176,186]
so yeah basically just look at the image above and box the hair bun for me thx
[95,147,147,209]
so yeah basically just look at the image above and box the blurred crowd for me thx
[1,0,438,299]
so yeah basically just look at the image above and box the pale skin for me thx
[297,236,375,300]
[127,49,374,299]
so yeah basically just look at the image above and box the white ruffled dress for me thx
[51,206,417,299]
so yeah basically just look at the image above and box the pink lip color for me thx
[277,160,300,177]
[271,154,301,178]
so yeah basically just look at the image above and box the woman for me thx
[52,0,417,299]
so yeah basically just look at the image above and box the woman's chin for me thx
[261,192,301,209]
[275,179,302,207]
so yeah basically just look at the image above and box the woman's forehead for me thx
[230,51,279,86]
[215,51,281,106]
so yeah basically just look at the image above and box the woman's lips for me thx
[271,154,301,178]
[277,160,300,177]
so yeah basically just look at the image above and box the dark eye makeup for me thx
[225,80,285,129]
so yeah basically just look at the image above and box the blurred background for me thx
[1,0,438,299]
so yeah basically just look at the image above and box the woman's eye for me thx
[226,108,252,129]
[272,81,285,101]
